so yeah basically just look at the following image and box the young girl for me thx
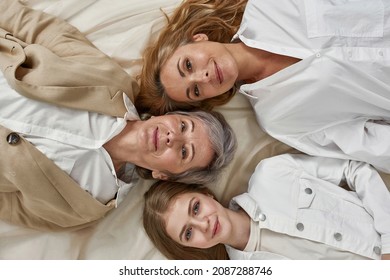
[143,154,390,260]
[137,0,390,174]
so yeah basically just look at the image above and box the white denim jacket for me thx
[227,154,390,260]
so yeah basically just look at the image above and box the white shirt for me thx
[234,0,390,172]
[227,154,390,260]
[0,73,140,206]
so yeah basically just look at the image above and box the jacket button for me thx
[296,223,304,231]
[373,246,381,255]
[304,188,313,194]
[6,132,20,145]
[258,213,266,221]
[333,232,342,241]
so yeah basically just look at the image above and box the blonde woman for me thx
[137,0,247,114]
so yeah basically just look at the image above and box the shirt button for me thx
[378,50,384,56]
[315,53,321,58]
[296,223,304,231]
[258,213,267,221]
[373,246,381,255]
[334,232,342,241]
[304,188,313,195]
[6,132,20,145]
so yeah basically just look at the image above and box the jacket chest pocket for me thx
[296,181,347,230]
[297,180,372,226]
[304,0,384,38]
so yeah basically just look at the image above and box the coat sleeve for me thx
[0,0,138,117]
[282,153,390,255]
[0,0,101,58]
[0,124,114,231]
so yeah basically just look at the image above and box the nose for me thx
[192,69,210,83]
[165,131,183,147]
[192,216,209,233]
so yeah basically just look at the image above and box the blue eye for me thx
[185,227,192,241]
[193,202,200,215]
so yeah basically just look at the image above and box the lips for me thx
[153,127,158,151]
[214,62,223,84]
[212,218,219,238]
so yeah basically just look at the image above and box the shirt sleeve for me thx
[308,118,390,173]
[287,153,390,255]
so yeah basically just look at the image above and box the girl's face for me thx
[134,114,214,179]
[160,34,238,103]
[163,192,234,249]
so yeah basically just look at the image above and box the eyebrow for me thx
[179,197,195,242]
[190,120,195,161]
[177,58,193,101]
[177,59,185,78]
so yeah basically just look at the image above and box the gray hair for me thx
[136,110,237,185]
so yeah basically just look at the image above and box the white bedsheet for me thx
[2,0,388,260]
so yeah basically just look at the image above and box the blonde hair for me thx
[143,180,229,260]
[136,0,248,115]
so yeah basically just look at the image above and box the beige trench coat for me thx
[0,0,139,231]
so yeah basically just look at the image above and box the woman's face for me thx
[134,114,214,179]
[160,34,238,103]
[163,192,233,249]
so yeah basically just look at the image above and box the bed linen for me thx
[1,0,389,260]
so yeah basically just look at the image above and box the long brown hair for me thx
[136,0,248,115]
[143,180,229,259]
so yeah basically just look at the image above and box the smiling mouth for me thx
[153,127,158,151]
[214,62,223,84]
[212,218,219,238]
